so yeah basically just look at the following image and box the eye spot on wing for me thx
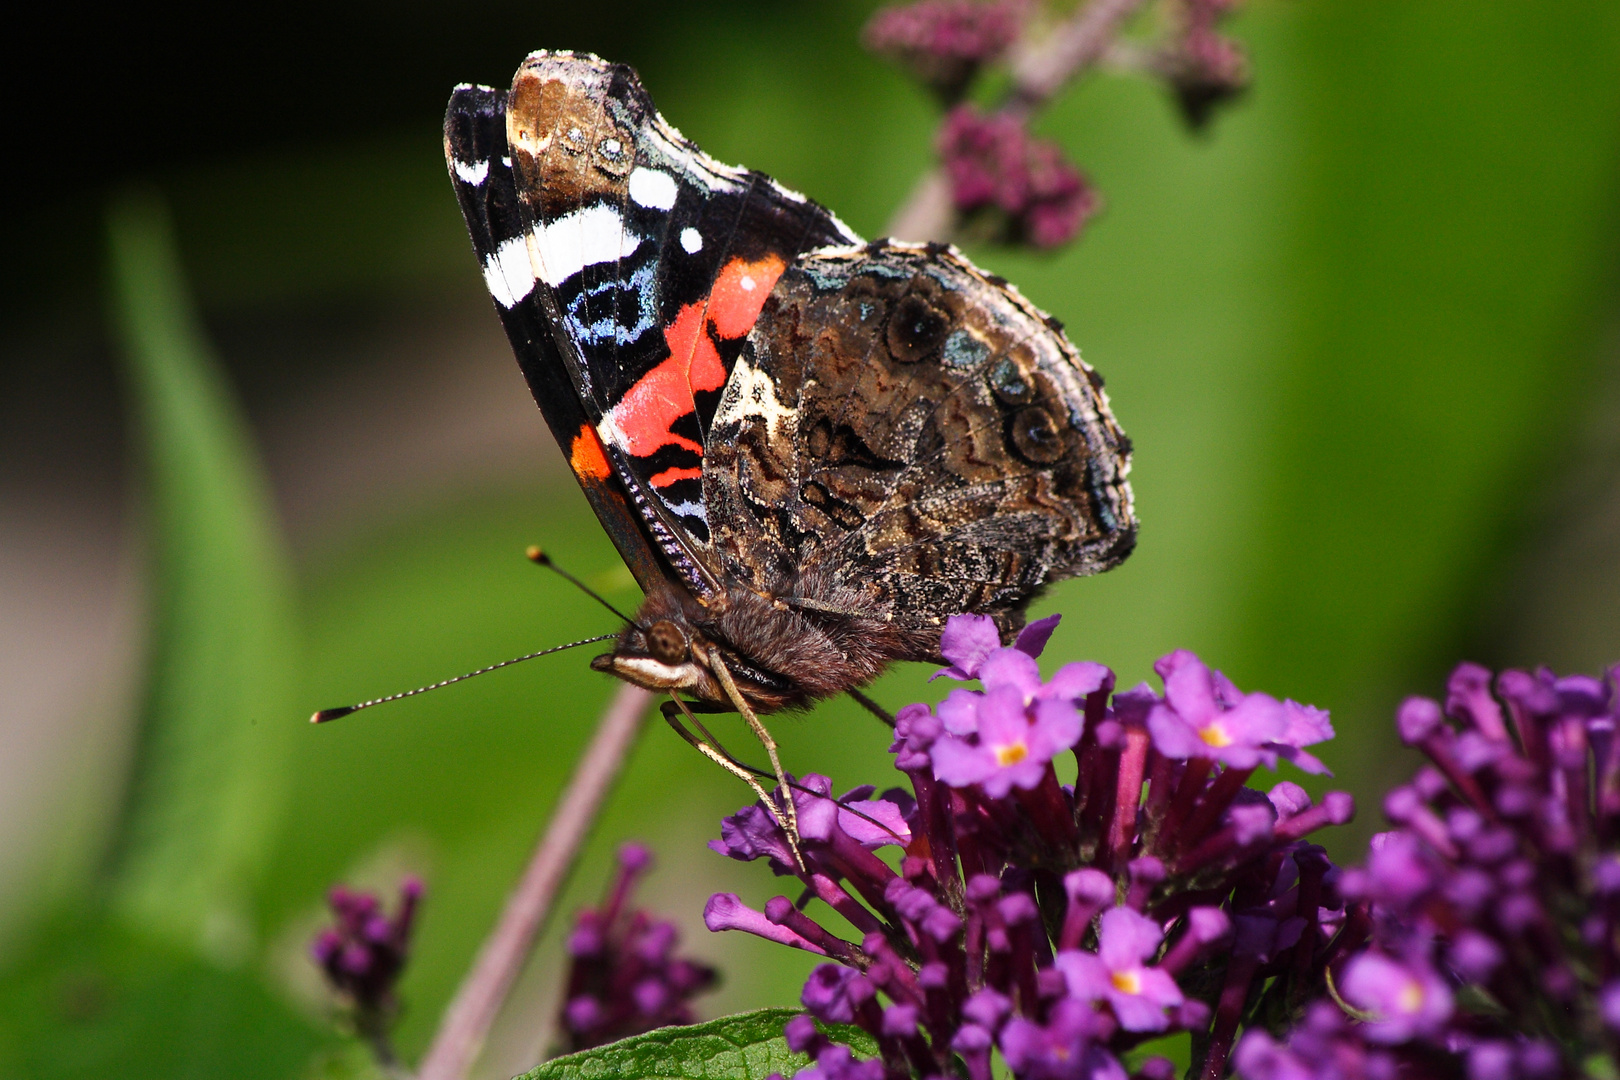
[569,424,613,481]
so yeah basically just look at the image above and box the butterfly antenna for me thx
[310,633,617,723]
[526,546,638,625]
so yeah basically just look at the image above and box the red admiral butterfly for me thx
[443,51,1134,824]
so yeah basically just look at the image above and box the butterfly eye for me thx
[886,295,948,364]
[646,620,689,666]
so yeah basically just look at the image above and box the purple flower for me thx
[998,1000,1123,1080]
[934,611,1007,680]
[1056,908,1183,1032]
[709,612,1355,1080]
[711,774,910,876]
[1339,952,1453,1044]
[862,0,1027,102]
[931,692,1080,797]
[311,878,421,1003]
[310,877,422,1052]
[1237,660,1620,1080]
[938,106,1098,249]
[557,843,716,1052]
[1147,650,1288,768]
[927,616,1103,797]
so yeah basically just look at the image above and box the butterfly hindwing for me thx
[702,241,1136,647]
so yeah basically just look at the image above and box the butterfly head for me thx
[592,616,704,693]
[591,590,810,712]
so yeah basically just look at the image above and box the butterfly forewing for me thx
[498,52,858,572]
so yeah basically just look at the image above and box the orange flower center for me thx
[995,741,1030,767]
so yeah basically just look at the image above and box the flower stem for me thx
[415,683,655,1080]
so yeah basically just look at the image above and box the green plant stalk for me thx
[105,192,300,962]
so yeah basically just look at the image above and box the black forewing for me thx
[500,53,861,585]
[443,84,670,595]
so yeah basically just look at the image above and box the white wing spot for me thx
[740,275,756,291]
[717,354,796,440]
[680,227,703,253]
[482,236,536,308]
[531,204,643,287]
[628,167,678,210]
[453,158,489,185]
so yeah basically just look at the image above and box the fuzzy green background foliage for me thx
[3,1,1619,1077]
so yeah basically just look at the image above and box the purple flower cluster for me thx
[558,842,718,1053]
[862,0,1028,102]
[1236,662,1620,1080]
[937,107,1098,248]
[1158,0,1249,131]
[311,877,422,1049]
[706,614,1356,1080]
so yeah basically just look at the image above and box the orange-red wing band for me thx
[569,423,613,482]
[609,254,788,477]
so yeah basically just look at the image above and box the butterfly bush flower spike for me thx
[863,0,1028,102]
[1233,661,1620,1080]
[938,106,1099,248]
[311,876,422,1061]
[558,842,717,1052]
[712,612,1355,1080]
[1159,0,1249,130]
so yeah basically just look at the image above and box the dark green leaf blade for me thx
[518,1009,878,1080]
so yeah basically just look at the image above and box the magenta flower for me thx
[1338,952,1453,1045]
[310,876,422,1060]
[710,611,1355,1080]
[1157,0,1249,130]
[862,0,1027,102]
[938,106,1099,248]
[558,843,716,1052]
[1055,908,1184,1032]
[1147,649,1332,773]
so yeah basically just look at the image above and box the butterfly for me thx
[442,51,1135,832]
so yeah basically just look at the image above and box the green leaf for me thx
[103,192,300,958]
[518,1009,878,1080]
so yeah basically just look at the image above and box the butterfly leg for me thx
[702,648,803,857]
[660,696,807,872]
[847,688,896,728]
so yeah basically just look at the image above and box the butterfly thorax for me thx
[592,580,938,713]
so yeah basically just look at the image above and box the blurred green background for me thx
[4,1,1620,1077]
